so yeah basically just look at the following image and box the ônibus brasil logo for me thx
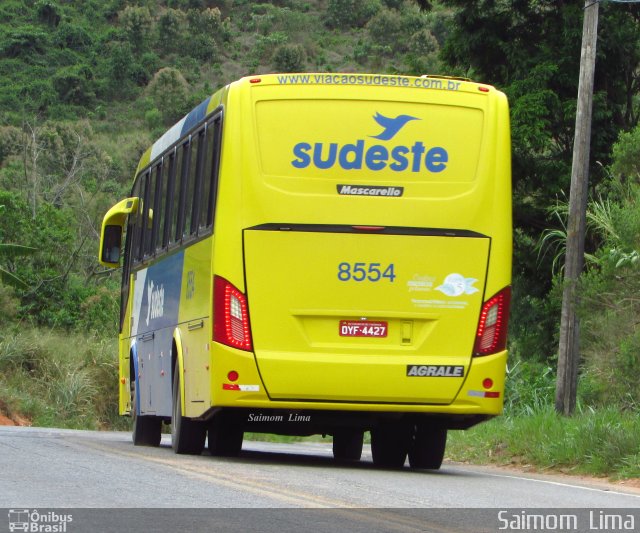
[291,113,448,173]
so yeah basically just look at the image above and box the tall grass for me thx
[447,405,640,479]
[447,359,640,480]
[0,327,126,429]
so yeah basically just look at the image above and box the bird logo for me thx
[370,113,420,141]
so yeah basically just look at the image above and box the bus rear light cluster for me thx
[214,276,253,351]
[473,287,510,357]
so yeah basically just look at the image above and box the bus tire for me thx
[408,424,447,470]
[131,380,161,447]
[171,369,206,455]
[370,424,411,468]
[332,429,364,462]
[208,413,244,457]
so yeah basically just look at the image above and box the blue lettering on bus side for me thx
[138,251,184,334]
[290,113,448,174]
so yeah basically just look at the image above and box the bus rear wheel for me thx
[332,429,364,462]
[370,424,411,468]
[408,424,447,470]
[131,380,161,447]
[171,369,206,455]
[208,413,244,457]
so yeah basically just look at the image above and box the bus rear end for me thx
[211,74,511,468]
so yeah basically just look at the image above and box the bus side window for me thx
[191,129,206,235]
[136,171,150,263]
[150,162,163,256]
[201,115,221,231]
[162,152,176,249]
[130,175,142,265]
[175,140,191,241]
[184,133,200,238]
[144,165,158,258]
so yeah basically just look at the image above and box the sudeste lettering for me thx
[292,140,448,173]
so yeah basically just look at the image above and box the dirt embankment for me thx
[0,400,30,426]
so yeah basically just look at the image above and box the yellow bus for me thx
[99,73,512,469]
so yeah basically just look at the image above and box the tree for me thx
[157,8,186,55]
[146,68,191,125]
[119,6,154,53]
[611,124,640,178]
[440,0,640,362]
[186,7,229,62]
[272,44,306,73]
[326,0,382,29]
[441,1,640,215]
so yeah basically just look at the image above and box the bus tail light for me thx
[473,287,510,357]
[214,276,253,351]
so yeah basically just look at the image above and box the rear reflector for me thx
[473,287,510,357]
[468,390,501,398]
[214,276,253,351]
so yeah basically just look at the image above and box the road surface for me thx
[0,426,638,532]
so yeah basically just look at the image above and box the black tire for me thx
[408,424,447,470]
[332,429,364,462]
[208,413,244,457]
[370,424,412,468]
[171,368,206,455]
[131,379,161,447]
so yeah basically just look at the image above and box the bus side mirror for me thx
[101,225,122,264]
[99,197,139,268]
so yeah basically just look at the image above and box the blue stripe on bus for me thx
[181,97,211,137]
[150,118,185,162]
[136,251,184,335]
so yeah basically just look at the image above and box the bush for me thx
[272,43,306,73]
[146,67,191,125]
[52,64,97,106]
[0,126,22,165]
[185,7,230,61]
[55,23,93,52]
[157,8,186,54]
[1,26,51,59]
[576,180,640,409]
[611,124,640,178]
[366,8,403,50]
[35,0,61,27]
[326,0,381,29]
[119,5,154,53]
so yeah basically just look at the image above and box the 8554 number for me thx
[337,262,396,282]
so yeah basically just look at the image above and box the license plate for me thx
[339,320,388,338]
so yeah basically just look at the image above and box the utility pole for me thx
[555,0,600,416]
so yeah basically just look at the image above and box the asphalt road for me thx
[0,426,638,532]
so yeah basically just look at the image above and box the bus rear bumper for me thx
[208,346,507,427]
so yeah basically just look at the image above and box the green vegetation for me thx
[447,407,640,479]
[0,0,639,479]
[0,327,124,429]
[448,358,640,479]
